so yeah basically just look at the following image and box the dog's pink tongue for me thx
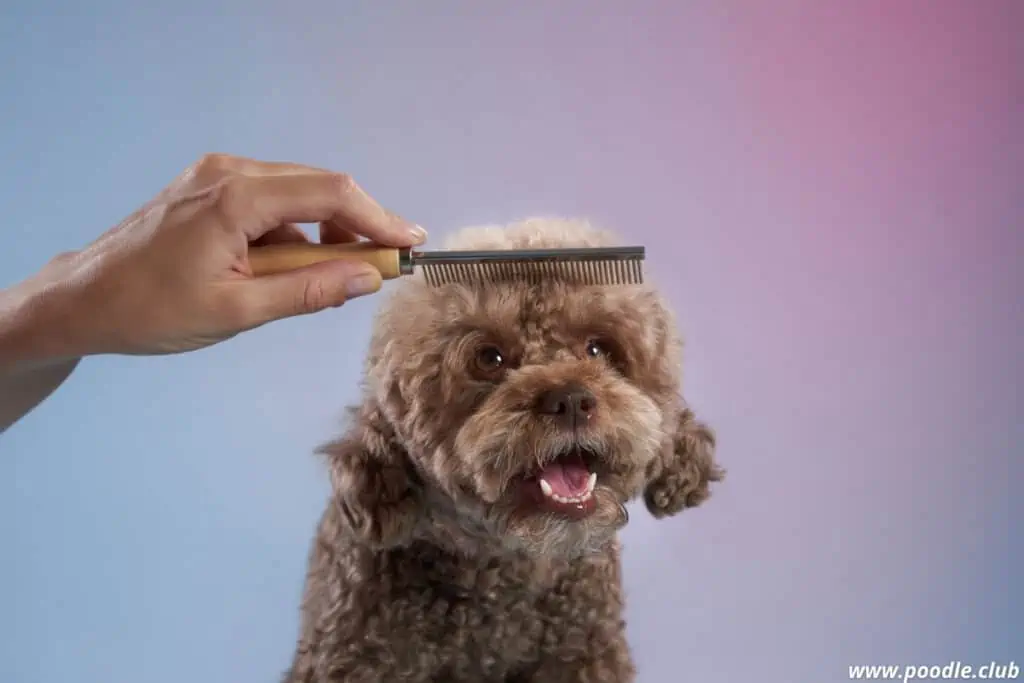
[539,458,591,497]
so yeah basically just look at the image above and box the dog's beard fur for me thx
[444,360,664,558]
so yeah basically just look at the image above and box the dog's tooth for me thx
[539,479,554,498]
[586,472,597,492]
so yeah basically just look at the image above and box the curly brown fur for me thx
[284,218,724,683]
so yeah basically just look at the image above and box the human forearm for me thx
[0,272,83,432]
[0,356,80,433]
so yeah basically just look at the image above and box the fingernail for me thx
[407,224,428,244]
[344,267,383,299]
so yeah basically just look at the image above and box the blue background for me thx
[2,1,1021,681]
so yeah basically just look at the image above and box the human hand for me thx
[10,153,426,361]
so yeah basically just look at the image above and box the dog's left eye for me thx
[585,339,609,358]
[474,345,506,375]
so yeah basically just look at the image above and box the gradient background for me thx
[1,1,1021,681]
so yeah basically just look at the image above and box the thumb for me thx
[244,260,383,325]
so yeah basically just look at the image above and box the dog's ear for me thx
[644,404,724,518]
[318,402,422,548]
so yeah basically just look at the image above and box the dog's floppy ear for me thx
[644,403,724,518]
[318,402,422,548]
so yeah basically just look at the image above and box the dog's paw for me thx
[644,407,723,518]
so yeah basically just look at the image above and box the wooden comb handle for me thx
[248,242,405,279]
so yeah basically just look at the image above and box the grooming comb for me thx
[248,242,645,286]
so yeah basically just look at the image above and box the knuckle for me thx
[209,175,252,222]
[328,171,357,196]
[191,152,235,184]
[298,278,330,315]
[196,152,232,174]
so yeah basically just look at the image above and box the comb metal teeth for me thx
[421,258,644,286]
[413,247,645,287]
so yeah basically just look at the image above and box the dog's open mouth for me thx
[518,447,599,520]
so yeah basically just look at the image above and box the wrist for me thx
[0,274,86,373]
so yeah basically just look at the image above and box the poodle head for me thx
[322,218,723,557]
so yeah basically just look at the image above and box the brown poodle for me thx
[283,218,723,682]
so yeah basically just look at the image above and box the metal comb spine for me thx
[409,246,645,286]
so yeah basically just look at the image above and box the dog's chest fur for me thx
[289,511,629,682]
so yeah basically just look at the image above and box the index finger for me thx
[218,172,427,246]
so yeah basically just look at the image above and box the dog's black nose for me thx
[535,383,597,426]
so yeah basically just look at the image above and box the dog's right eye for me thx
[474,345,506,376]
